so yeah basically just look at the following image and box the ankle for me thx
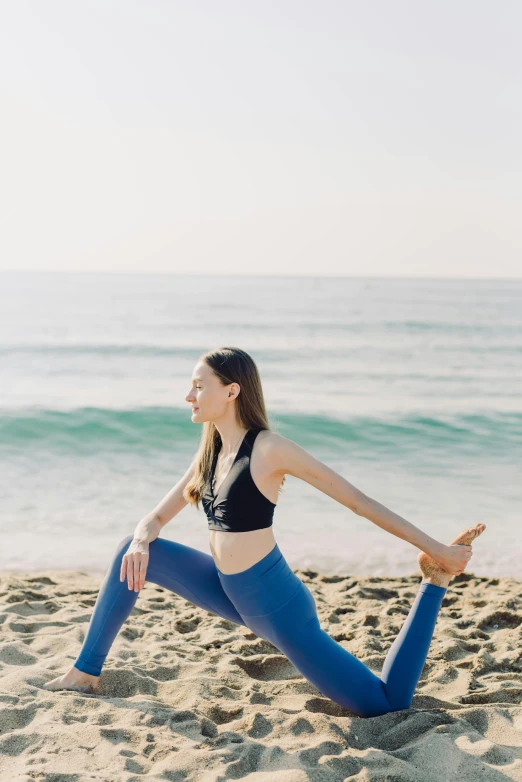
[71,666,99,680]
[421,576,450,588]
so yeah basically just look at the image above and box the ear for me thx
[228,382,240,398]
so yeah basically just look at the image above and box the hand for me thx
[432,543,473,575]
[120,538,150,592]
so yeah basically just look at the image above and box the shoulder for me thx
[252,428,363,513]
[255,429,286,451]
[252,429,285,463]
[254,430,302,476]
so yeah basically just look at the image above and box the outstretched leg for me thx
[242,580,447,717]
[220,524,485,718]
[45,534,246,692]
[381,522,486,710]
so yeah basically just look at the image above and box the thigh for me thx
[248,582,391,717]
[146,537,247,627]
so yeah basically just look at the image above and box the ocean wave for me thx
[1,406,520,454]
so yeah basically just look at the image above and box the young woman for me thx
[45,346,485,718]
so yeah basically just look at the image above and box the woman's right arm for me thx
[132,455,198,544]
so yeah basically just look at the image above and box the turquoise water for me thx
[1,272,521,577]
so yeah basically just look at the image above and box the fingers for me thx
[120,553,148,592]
[132,555,140,592]
[134,556,144,592]
[461,549,473,573]
[125,556,134,590]
[138,559,147,591]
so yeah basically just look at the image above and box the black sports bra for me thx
[202,428,276,532]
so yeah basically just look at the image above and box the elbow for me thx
[353,492,371,517]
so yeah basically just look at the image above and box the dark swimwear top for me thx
[202,427,276,532]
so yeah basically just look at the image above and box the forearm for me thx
[133,512,163,545]
[355,495,443,559]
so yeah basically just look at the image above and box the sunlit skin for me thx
[186,360,252,456]
[418,523,486,587]
[44,361,254,696]
[44,359,484,695]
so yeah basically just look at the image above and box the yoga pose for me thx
[45,346,485,718]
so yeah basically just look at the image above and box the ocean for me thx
[1,272,521,578]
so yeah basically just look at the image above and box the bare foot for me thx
[43,666,100,695]
[418,523,486,588]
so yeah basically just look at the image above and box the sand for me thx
[1,566,521,781]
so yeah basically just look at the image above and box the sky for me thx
[0,0,520,278]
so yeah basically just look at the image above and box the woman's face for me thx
[185,361,236,422]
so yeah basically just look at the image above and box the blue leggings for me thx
[73,536,446,718]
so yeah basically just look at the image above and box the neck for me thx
[214,425,250,455]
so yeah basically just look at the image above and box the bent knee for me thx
[115,534,134,554]
[380,698,412,717]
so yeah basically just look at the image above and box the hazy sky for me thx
[1,1,520,277]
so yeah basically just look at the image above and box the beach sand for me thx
[1,567,521,781]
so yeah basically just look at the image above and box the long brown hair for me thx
[183,346,285,509]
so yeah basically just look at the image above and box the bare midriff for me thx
[209,527,277,575]
[208,437,283,575]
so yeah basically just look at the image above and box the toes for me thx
[468,524,485,542]
[450,524,486,547]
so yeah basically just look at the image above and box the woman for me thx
[45,346,485,718]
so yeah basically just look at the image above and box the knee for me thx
[378,697,412,717]
[115,534,134,559]
[361,689,412,718]
[391,697,413,714]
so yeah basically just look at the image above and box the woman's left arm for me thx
[268,433,451,566]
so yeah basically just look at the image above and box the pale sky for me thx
[1,1,521,277]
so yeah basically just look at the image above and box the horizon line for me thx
[2,270,522,282]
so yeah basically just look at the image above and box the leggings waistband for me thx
[216,542,282,580]
[216,543,302,618]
